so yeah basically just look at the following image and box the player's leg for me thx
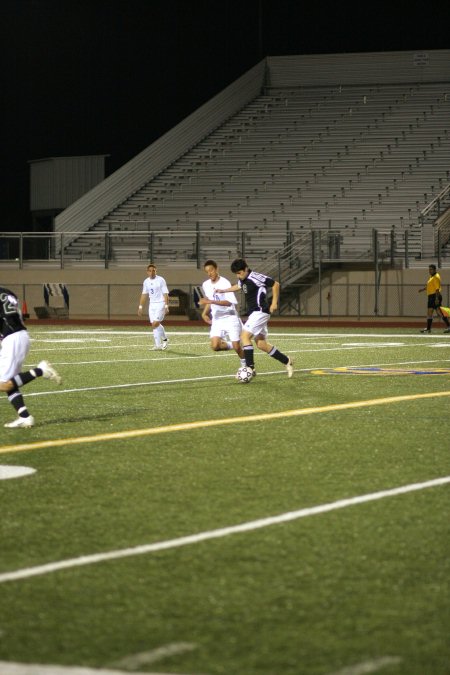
[210,336,230,351]
[150,312,164,349]
[150,305,168,350]
[150,319,161,349]
[159,323,169,350]
[227,316,246,367]
[209,319,232,352]
[1,331,34,427]
[240,330,255,370]
[421,297,435,333]
[232,341,246,367]
[254,331,294,378]
[159,316,168,349]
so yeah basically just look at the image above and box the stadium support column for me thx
[196,222,201,270]
[373,228,379,316]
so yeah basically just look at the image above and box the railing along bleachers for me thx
[0,225,424,272]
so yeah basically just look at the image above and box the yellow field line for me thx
[1,390,450,456]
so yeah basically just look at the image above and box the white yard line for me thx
[30,330,450,338]
[111,643,197,668]
[0,663,200,675]
[4,357,448,401]
[327,656,401,675]
[0,475,448,584]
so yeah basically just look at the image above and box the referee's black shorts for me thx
[427,292,440,309]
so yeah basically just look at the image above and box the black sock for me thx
[244,345,254,368]
[7,390,30,417]
[268,347,289,365]
[13,368,41,387]
[427,318,432,330]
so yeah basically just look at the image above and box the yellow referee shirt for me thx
[426,273,441,295]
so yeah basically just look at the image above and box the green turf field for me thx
[1,325,449,675]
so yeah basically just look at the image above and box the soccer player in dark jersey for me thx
[219,259,293,377]
[0,287,62,428]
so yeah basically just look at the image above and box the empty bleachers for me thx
[60,62,450,266]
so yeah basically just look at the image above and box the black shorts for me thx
[427,293,440,309]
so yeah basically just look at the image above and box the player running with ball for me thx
[219,258,294,378]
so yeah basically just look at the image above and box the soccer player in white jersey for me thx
[219,258,294,378]
[137,264,170,350]
[198,259,246,368]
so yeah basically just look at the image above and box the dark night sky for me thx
[1,0,449,230]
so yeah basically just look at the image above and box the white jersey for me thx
[202,276,239,320]
[142,275,169,304]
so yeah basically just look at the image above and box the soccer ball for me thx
[236,366,253,383]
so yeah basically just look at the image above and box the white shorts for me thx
[0,330,31,382]
[210,314,243,342]
[149,302,166,323]
[242,311,270,338]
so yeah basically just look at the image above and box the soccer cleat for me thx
[4,415,35,428]
[161,338,169,350]
[420,329,431,334]
[286,358,294,378]
[444,328,450,334]
[38,360,62,384]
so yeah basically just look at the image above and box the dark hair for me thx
[147,263,156,269]
[429,264,437,273]
[204,259,218,269]
[230,258,247,273]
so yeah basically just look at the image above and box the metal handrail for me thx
[420,182,450,220]
[0,225,427,270]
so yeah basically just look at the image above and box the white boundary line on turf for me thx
[327,656,402,675]
[4,357,448,400]
[0,475,448,584]
[30,329,450,338]
[0,663,199,675]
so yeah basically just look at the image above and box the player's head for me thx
[204,259,219,282]
[147,263,157,278]
[231,258,249,280]
[429,264,437,275]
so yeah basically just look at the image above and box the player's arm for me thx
[199,296,232,307]
[214,283,240,294]
[199,285,234,307]
[201,302,212,325]
[164,293,169,314]
[269,280,280,313]
[138,293,148,316]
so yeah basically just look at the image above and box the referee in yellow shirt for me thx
[418,264,450,333]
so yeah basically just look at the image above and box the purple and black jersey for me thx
[0,287,26,338]
[238,270,275,314]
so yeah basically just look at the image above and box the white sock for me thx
[153,329,160,347]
